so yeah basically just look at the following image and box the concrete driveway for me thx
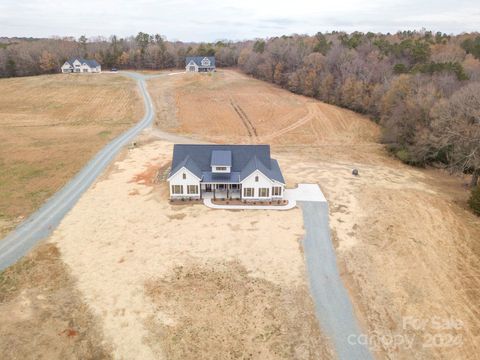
[284,183,327,203]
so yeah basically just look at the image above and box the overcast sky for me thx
[1,0,479,41]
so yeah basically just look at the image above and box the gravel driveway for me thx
[300,200,373,359]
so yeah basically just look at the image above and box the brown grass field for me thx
[0,242,112,359]
[0,73,142,237]
[1,69,479,359]
[150,69,379,146]
[147,70,480,358]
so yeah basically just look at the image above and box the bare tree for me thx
[429,82,480,186]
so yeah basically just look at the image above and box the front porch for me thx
[201,183,241,200]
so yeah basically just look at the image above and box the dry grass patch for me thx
[145,261,333,360]
[0,243,112,359]
[273,149,480,358]
[49,140,328,359]
[0,73,142,237]
[148,70,379,145]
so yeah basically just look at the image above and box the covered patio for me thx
[201,183,241,199]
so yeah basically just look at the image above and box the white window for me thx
[182,173,186,179]
[243,188,254,197]
[187,185,198,194]
[255,176,259,182]
[172,185,183,194]
[272,186,282,196]
[258,188,269,197]
[215,166,227,171]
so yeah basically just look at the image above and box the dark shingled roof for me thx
[169,154,202,179]
[66,57,100,68]
[202,171,240,183]
[168,144,284,184]
[211,150,232,167]
[185,56,216,67]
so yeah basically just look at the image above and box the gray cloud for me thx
[0,0,478,41]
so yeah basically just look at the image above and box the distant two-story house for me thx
[61,57,101,73]
[167,144,285,201]
[185,56,216,72]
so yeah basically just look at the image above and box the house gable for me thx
[185,56,216,68]
[168,166,202,197]
[167,144,285,200]
[168,165,201,182]
[240,168,272,185]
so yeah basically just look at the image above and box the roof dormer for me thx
[211,150,231,173]
[201,57,211,66]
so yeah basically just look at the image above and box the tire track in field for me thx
[229,97,257,138]
[261,102,318,142]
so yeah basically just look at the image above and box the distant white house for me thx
[167,144,285,201]
[185,56,216,72]
[61,57,101,73]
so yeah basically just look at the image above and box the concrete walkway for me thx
[203,198,296,210]
[203,184,327,211]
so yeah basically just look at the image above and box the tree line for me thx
[237,31,480,191]
[1,31,479,203]
[0,34,239,77]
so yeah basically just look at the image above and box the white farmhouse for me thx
[167,144,285,201]
[61,57,101,73]
[185,56,216,72]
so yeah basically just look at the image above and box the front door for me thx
[205,184,212,192]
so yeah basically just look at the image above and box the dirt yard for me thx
[0,73,142,237]
[147,70,480,358]
[48,139,333,359]
[2,69,479,359]
[0,242,112,359]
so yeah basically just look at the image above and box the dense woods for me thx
[0,34,238,76]
[237,32,480,187]
[1,31,479,200]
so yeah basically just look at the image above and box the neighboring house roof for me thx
[185,56,216,67]
[211,150,232,167]
[169,144,285,184]
[65,57,100,68]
